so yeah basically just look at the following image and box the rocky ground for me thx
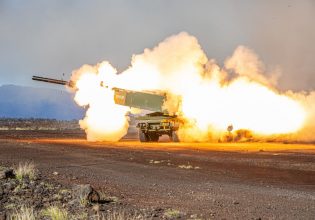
[0,118,80,131]
[0,128,315,219]
[0,164,182,220]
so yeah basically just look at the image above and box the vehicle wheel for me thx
[139,130,149,142]
[148,133,159,142]
[171,130,179,142]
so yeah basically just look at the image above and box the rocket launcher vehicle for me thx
[32,75,181,142]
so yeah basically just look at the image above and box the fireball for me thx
[71,32,310,142]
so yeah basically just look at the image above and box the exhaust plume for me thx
[71,62,130,141]
[71,32,314,142]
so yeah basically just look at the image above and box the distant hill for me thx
[0,85,85,120]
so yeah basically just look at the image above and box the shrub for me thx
[42,206,68,220]
[15,161,36,182]
[8,206,36,220]
[94,209,147,220]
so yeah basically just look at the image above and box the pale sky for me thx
[0,0,314,91]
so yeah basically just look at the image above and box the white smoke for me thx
[71,32,315,143]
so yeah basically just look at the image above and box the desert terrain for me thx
[0,120,314,219]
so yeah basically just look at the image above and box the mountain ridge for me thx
[0,84,84,120]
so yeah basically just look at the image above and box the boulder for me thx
[72,184,100,203]
[0,168,14,179]
[0,212,6,220]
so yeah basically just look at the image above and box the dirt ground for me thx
[0,130,314,219]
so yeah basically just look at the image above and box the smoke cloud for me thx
[225,46,280,87]
[71,32,315,142]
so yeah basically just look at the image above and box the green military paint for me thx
[113,88,165,112]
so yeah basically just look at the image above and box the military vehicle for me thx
[32,76,181,142]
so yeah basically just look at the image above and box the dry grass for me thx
[98,189,119,203]
[7,206,36,220]
[15,161,36,182]
[94,209,147,220]
[42,206,68,220]
[78,194,89,207]
[163,209,181,219]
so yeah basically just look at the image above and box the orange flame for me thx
[71,32,311,142]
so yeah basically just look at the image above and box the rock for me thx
[152,213,159,217]
[3,188,9,194]
[32,175,40,181]
[53,194,63,201]
[73,184,100,203]
[88,190,100,203]
[233,200,240,205]
[68,199,76,206]
[53,171,59,176]
[0,169,6,180]
[92,204,100,213]
[29,181,36,190]
[73,184,93,198]
[0,212,6,220]
[21,183,29,189]
[0,168,14,179]
[4,182,15,191]
[34,187,43,194]
[23,177,30,185]
[33,195,42,205]
[13,185,22,194]
[42,197,49,203]
[33,200,42,208]
[6,169,15,179]
[190,214,198,218]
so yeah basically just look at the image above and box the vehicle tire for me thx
[171,130,179,142]
[148,133,159,142]
[139,130,149,142]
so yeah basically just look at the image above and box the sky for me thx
[0,0,314,91]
